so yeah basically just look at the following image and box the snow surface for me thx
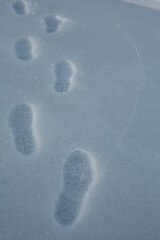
[1,0,160,239]
[122,0,160,11]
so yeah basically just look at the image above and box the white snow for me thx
[1,0,160,239]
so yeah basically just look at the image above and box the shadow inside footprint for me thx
[14,37,34,61]
[43,16,62,33]
[55,150,93,227]
[54,60,74,93]
[8,104,36,155]
[12,1,27,15]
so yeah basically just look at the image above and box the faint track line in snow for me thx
[102,2,147,175]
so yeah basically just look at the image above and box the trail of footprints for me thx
[9,104,36,155]
[43,15,62,33]
[12,0,28,15]
[55,150,94,227]
[8,1,96,228]
[54,60,74,93]
[14,37,35,61]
